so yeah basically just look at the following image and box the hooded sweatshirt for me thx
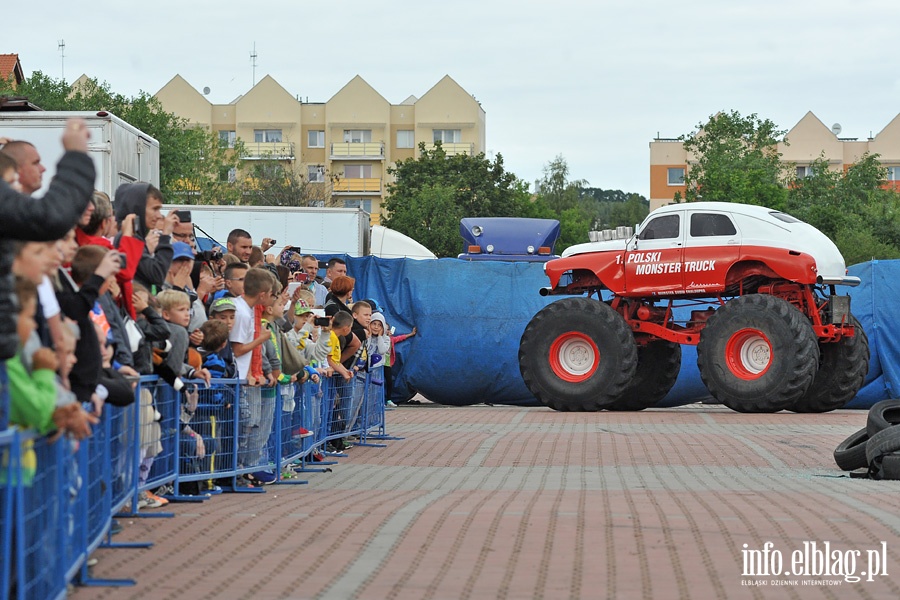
[113,183,174,291]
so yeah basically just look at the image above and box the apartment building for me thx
[649,111,900,211]
[155,74,486,224]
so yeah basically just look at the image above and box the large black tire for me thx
[607,342,682,411]
[875,452,900,480]
[833,427,869,471]
[518,297,637,411]
[790,315,869,413]
[865,425,900,465]
[697,294,818,413]
[867,399,900,436]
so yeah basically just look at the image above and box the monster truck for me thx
[518,202,869,413]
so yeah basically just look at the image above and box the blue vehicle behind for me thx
[458,217,561,262]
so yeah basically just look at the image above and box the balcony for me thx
[243,142,295,160]
[423,142,474,156]
[330,142,385,160]
[332,178,382,195]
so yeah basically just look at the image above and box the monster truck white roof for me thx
[562,202,852,285]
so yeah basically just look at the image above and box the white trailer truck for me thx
[0,110,160,196]
[164,204,436,259]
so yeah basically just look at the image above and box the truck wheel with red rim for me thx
[697,294,818,413]
[608,341,681,411]
[518,297,637,411]
[789,314,869,413]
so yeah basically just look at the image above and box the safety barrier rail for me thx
[0,371,394,599]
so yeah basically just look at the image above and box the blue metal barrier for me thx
[1,370,397,598]
[18,433,67,600]
[140,377,193,503]
[173,379,240,496]
[0,428,18,600]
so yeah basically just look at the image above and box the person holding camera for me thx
[113,182,179,291]
[301,254,328,307]
[76,190,146,321]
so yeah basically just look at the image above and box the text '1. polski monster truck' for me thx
[518,202,869,413]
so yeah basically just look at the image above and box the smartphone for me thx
[314,316,331,327]
[293,272,309,283]
[287,246,302,254]
[117,252,127,269]
[175,209,192,223]
[133,214,142,235]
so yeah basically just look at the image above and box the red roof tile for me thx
[0,54,24,86]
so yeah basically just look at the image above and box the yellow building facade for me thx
[649,111,900,211]
[155,74,486,223]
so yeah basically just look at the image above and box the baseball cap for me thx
[210,297,237,314]
[172,241,195,261]
[294,299,313,316]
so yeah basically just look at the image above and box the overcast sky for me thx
[6,0,900,198]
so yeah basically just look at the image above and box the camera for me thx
[195,248,223,263]
[314,316,331,327]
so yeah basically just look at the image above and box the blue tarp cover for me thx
[302,256,896,409]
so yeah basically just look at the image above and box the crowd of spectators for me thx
[1,119,419,509]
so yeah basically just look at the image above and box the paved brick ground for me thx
[71,401,900,600]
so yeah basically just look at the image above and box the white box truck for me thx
[164,204,436,259]
[0,110,160,196]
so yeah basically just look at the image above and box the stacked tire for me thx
[833,399,900,479]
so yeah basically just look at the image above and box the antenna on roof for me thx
[250,42,258,87]
[831,123,842,136]
[58,39,66,81]
[202,86,211,95]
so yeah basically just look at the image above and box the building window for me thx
[218,167,237,183]
[218,130,236,148]
[343,130,372,143]
[796,165,815,179]
[397,130,415,148]
[888,167,900,181]
[254,129,282,143]
[690,213,736,237]
[433,129,461,143]
[667,167,685,186]
[344,164,372,179]
[308,130,324,148]
[638,214,680,240]
[343,199,372,212]
[307,165,325,183]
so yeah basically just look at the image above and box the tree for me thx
[678,110,790,209]
[786,154,900,264]
[240,159,335,207]
[381,183,463,257]
[537,155,586,213]
[0,71,243,204]
[382,143,531,257]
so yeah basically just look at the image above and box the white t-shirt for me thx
[229,295,255,379]
[37,275,61,319]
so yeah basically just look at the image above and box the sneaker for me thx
[109,520,123,535]
[292,427,314,439]
[137,492,149,510]
[235,476,257,489]
[145,491,169,506]
[385,400,397,408]
[311,450,326,462]
[251,470,277,485]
